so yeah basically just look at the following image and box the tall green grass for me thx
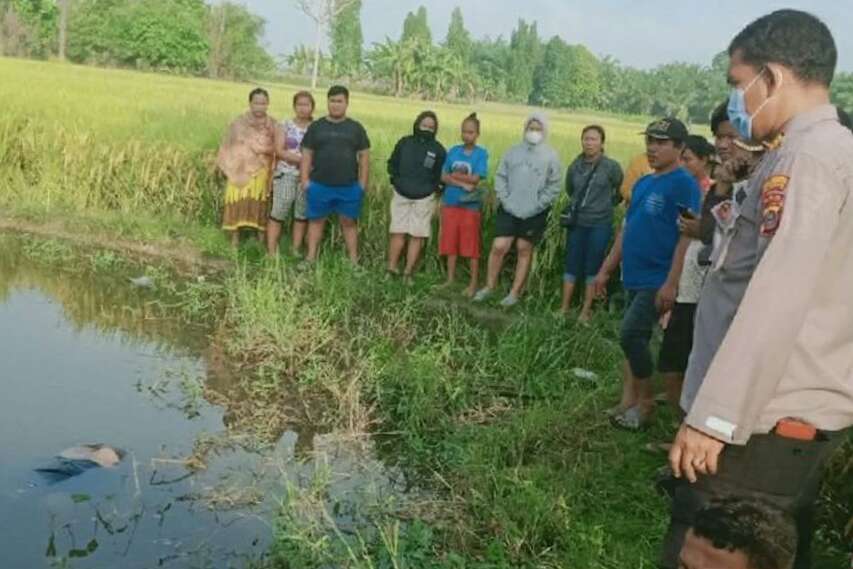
[0,57,651,295]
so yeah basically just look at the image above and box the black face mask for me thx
[417,129,436,140]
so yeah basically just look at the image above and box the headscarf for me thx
[217,112,277,187]
[523,111,550,140]
[412,110,439,138]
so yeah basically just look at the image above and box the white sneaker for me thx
[472,288,492,302]
[499,293,519,307]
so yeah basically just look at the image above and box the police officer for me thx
[661,10,853,569]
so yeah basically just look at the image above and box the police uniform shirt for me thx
[682,104,853,445]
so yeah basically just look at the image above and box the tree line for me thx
[0,0,273,79]
[298,3,853,123]
[2,1,852,123]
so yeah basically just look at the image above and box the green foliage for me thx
[444,7,471,63]
[367,38,468,101]
[0,0,57,57]
[330,0,363,78]
[287,43,330,77]
[506,20,542,103]
[113,0,209,73]
[531,38,600,109]
[831,72,853,113]
[69,0,210,72]
[401,5,431,46]
[206,1,274,80]
[2,0,271,78]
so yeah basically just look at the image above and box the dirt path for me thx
[0,217,232,274]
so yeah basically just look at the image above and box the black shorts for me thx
[494,207,550,245]
[658,302,697,374]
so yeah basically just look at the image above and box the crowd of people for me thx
[216,9,852,569]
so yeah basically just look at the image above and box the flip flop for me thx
[610,406,651,431]
[643,442,673,454]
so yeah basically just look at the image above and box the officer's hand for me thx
[669,423,726,483]
[656,282,677,314]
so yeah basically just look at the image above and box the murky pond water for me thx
[0,237,404,569]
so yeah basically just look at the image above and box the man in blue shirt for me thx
[594,118,701,430]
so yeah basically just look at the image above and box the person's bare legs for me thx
[403,237,424,278]
[579,283,597,322]
[635,376,656,418]
[509,238,533,298]
[663,372,685,419]
[306,218,326,262]
[339,216,359,264]
[561,281,576,314]
[292,220,307,256]
[617,360,639,412]
[443,255,458,286]
[387,233,406,274]
[484,237,513,291]
[464,257,479,297]
[267,219,282,256]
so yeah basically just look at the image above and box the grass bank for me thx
[1,57,849,568]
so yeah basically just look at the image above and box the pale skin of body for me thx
[230,93,275,248]
[593,135,692,421]
[669,48,832,484]
[387,115,437,283]
[440,119,483,297]
[481,121,545,300]
[560,128,606,322]
[300,93,370,264]
[678,530,752,569]
[267,95,314,257]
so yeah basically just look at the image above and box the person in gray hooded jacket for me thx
[474,113,562,307]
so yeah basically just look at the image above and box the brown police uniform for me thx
[661,104,853,569]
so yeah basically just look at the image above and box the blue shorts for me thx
[305,181,364,221]
[563,223,613,283]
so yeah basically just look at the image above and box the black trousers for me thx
[659,430,847,569]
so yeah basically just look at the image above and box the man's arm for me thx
[539,154,563,208]
[611,163,625,206]
[441,172,478,190]
[358,149,370,191]
[300,149,314,187]
[494,156,509,203]
[593,226,623,298]
[656,235,691,313]
[387,141,402,180]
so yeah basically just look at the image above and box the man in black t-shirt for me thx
[300,85,371,264]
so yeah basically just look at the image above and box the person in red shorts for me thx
[438,113,490,297]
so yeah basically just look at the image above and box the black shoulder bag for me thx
[560,159,602,229]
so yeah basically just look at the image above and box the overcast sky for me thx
[232,0,853,72]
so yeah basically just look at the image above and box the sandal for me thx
[609,406,651,431]
[643,442,673,454]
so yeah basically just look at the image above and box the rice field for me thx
[1,57,849,568]
[0,56,655,294]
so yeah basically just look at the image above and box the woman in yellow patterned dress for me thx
[217,88,282,247]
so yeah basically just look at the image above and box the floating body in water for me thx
[35,444,125,484]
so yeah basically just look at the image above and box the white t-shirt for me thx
[677,239,708,304]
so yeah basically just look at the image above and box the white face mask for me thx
[525,130,544,145]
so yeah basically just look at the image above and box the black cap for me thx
[641,117,689,142]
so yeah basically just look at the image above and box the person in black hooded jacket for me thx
[386,111,447,283]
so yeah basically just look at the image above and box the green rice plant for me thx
[0,57,654,297]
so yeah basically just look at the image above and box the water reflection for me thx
[0,236,406,569]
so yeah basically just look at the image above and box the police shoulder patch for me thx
[760,174,789,237]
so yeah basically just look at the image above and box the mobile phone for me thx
[677,204,696,219]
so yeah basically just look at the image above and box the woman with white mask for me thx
[474,112,562,307]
